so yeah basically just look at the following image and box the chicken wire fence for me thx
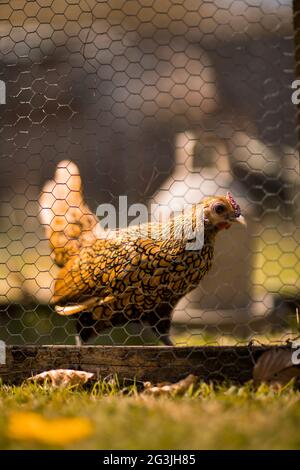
[0,0,299,351]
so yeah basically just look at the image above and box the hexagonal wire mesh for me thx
[0,0,299,359]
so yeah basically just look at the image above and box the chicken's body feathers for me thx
[39,160,244,344]
[53,222,215,323]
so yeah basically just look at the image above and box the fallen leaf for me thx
[28,369,94,388]
[142,374,198,397]
[7,412,93,445]
[253,349,300,385]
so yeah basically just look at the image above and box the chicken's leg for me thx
[146,303,174,346]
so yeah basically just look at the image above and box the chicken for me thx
[39,160,246,345]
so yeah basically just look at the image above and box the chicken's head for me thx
[203,192,246,231]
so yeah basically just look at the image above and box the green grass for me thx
[0,380,300,450]
[253,231,300,296]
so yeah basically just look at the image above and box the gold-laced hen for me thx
[39,161,246,345]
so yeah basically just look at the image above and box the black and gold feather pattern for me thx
[53,227,215,325]
[40,161,244,344]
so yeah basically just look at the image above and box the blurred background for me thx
[0,0,299,345]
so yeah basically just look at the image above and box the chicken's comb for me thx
[226,191,241,217]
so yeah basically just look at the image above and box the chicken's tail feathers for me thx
[39,160,99,267]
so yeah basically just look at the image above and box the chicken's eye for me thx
[214,203,226,215]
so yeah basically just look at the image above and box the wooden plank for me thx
[0,345,291,385]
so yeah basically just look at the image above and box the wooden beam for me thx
[0,345,290,385]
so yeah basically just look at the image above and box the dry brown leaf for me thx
[142,374,198,397]
[28,369,94,388]
[253,349,300,385]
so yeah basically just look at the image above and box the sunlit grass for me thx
[173,330,297,347]
[0,380,299,449]
[252,227,300,296]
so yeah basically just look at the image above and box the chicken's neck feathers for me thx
[97,203,216,250]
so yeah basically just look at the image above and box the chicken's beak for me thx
[234,214,247,227]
